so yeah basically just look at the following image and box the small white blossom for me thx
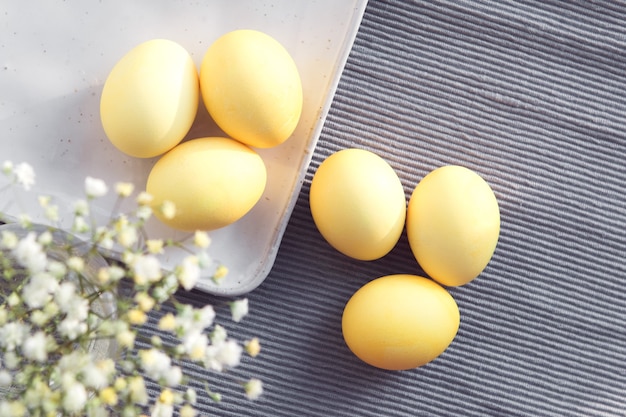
[164,365,182,387]
[13,162,35,190]
[2,160,13,175]
[115,182,134,197]
[133,255,162,284]
[58,317,87,340]
[152,402,174,417]
[230,298,249,323]
[66,256,85,273]
[177,256,200,291]
[160,200,176,219]
[73,199,89,216]
[12,232,47,273]
[22,331,48,362]
[0,322,29,351]
[244,378,263,400]
[22,272,58,309]
[139,348,171,381]
[36,230,53,246]
[193,231,211,249]
[63,380,88,413]
[85,176,108,198]
[0,370,12,387]
[72,216,90,234]
[0,230,18,249]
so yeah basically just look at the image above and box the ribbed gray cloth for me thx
[162,1,626,416]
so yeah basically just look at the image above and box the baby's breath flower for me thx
[137,191,153,206]
[44,204,59,222]
[180,404,197,417]
[63,380,88,413]
[67,255,85,272]
[245,337,261,358]
[136,205,153,221]
[73,199,90,216]
[0,370,12,387]
[0,230,18,249]
[13,162,35,190]
[159,200,176,220]
[158,313,177,332]
[193,231,211,249]
[244,378,263,400]
[229,298,249,323]
[115,182,134,198]
[2,160,13,175]
[72,215,90,234]
[100,387,118,406]
[127,309,148,326]
[22,331,48,362]
[212,265,229,282]
[37,230,53,246]
[116,329,136,350]
[135,292,156,312]
[146,239,164,254]
[12,231,47,273]
[177,255,200,291]
[133,254,162,285]
[85,176,108,199]
[17,213,32,228]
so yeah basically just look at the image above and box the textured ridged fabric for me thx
[156,1,626,416]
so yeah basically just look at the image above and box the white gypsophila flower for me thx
[211,324,227,345]
[117,224,138,248]
[136,205,152,221]
[0,230,18,249]
[181,331,208,360]
[72,215,90,234]
[85,176,108,198]
[160,200,176,219]
[197,305,216,329]
[21,272,58,309]
[22,331,48,362]
[230,298,249,323]
[12,232,47,273]
[58,317,87,340]
[63,380,88,413]
[2,160,13,175]
[180,404,197,417]
[66,256,85,273]
[95,226,115,250]
[133,254,162,284]
[13,162,35,190]
[216,339,242,368]
[115,182,134,197]
[73,199,89,216]
[0,322,29,351]
[46,260,67,278]
[244,378,263,400]
[0,370,12,387]
[3,351,19,370]
[139,348,172,381]
[128,376,149,405]
[80,362,109,389]
[36,230,52,246]
[178,256,200,291]
[151,402,174,417]
[193,231,211,249]
[164,365,182,387]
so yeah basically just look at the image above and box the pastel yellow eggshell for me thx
[100,39,199,158]
[342,274,460,370]
[200,29,303,148]
[407,165,500,287]
[309,149,406,261]
[146,137,266,231]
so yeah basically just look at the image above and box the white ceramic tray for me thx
[0,0,368,296]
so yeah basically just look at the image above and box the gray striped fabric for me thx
[156,1,626,416]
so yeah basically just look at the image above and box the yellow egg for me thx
[100,39,199,158]
[146,137,266,231]
[309,149,406,261]
[407,165,500,286]
[342,274,460,370]
[199,30,303,148]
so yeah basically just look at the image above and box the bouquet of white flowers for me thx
[0,161,261,417]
